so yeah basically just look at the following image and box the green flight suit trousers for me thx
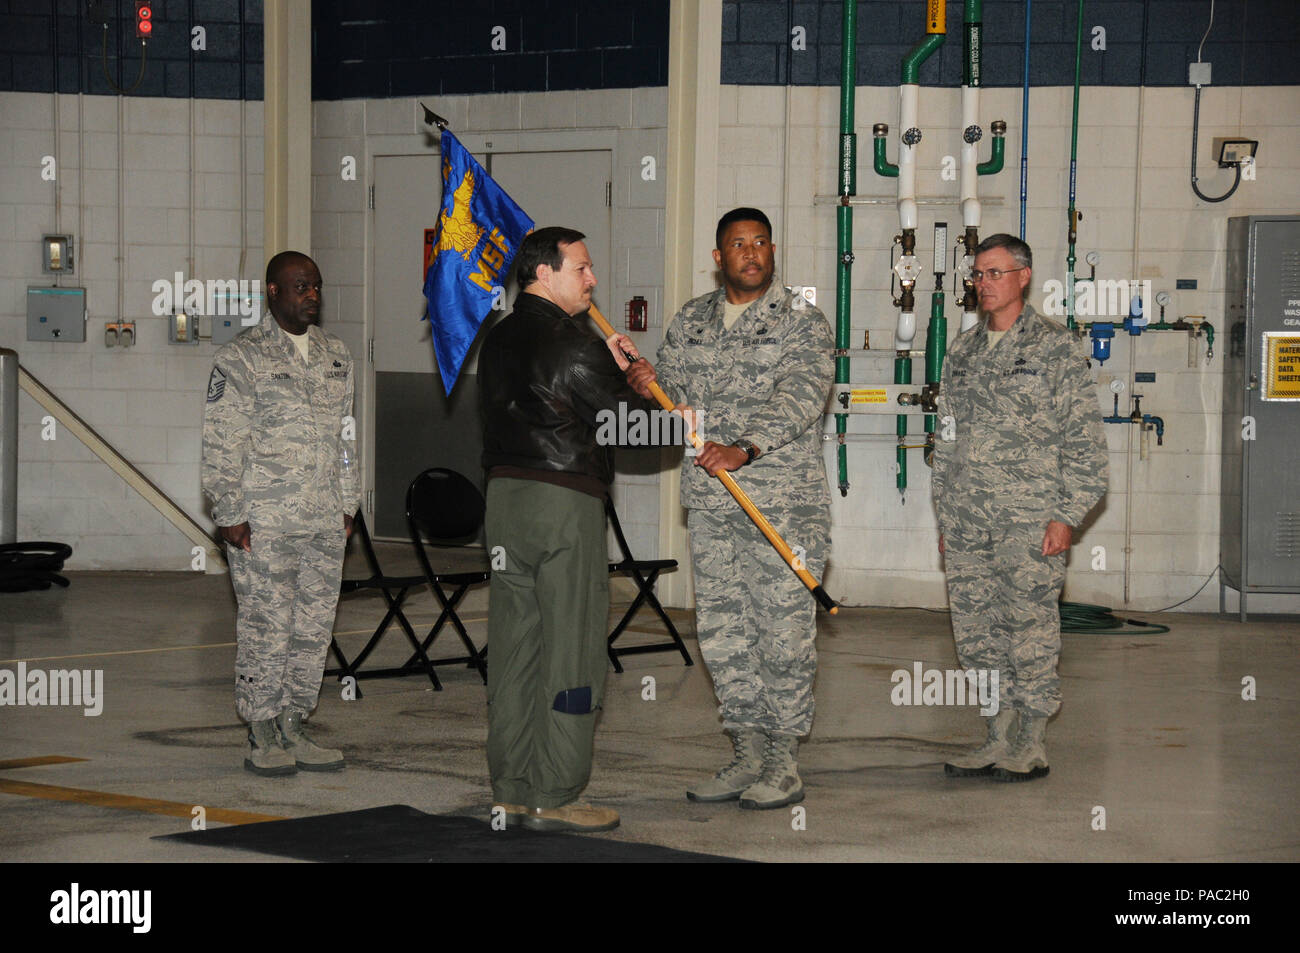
[484,478,610,809]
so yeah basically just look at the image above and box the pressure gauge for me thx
[1109,378,1126,394]
[1085,251,1100,267]
[1155,291,1171,308]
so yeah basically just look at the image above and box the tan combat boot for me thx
[944,708,1019,778]
[687,728,766,802]
[277,710,344,771]
[244,719,297,776]
[738,734,804,810]
[992,714,1049,781]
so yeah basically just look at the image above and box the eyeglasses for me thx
[971,267,1025,283]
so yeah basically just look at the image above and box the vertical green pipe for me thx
[964,0,981,88]
[835,0,856,497]
[1066,0,1084,330]
[925,289,945,435]
[895,356,910,491]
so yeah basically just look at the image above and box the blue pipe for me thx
[1019,0,1031,239]
[1103,412,1164,445]
[1102,395,1165,445]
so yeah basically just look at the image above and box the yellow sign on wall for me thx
[850,389,888,404]
[1264,332,1300,401]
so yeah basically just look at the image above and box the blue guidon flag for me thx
[423,129,534,395]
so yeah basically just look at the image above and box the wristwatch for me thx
[732,439,759,465]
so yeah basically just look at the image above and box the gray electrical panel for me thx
[27,287,87,342]
[1220,215,1300,620]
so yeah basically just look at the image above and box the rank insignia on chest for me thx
[333,360,342,367]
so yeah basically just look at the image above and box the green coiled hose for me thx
[1060,601,1171,635]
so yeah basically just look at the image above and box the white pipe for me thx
[960,84,980,228]
[897,84,919,230]
[961,310,979,332]
[897,310,917,346]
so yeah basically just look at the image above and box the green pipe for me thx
[901,33,945,84]
[964,0,982,88]
[873,133,899,178]
[924,289,946,435]
[1066,0,1084,330]
[977,134,1004,174]
[895,356,911,491]
[835,0,857,497]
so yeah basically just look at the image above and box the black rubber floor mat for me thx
[156,804,746,863]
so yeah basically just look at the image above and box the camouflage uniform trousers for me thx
[687,503,830,737]
[943,511,1065,719]
[228,530,346,723]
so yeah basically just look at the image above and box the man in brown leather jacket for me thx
[478,226,649,834]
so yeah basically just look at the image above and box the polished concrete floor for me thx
[1,545,1297,864]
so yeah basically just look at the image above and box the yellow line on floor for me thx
[0,778,285,825]
[0,755,89,770]
[1,643,236,664]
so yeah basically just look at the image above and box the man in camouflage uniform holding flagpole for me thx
[202,251,360,776]
[628,208,834,810]
[932,233,1108,782]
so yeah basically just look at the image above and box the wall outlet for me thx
[1188,61,1212,86]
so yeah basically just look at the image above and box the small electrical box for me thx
[42,235,74,274]
[1212,137,1258,168]
[27,286,86,342]
[206,313,244,345]
[169,311,200,345]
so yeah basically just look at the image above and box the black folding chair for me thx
[327,510,432,695]
[400,468,490,684]
[605,495,692,672]
[326,469,490,692]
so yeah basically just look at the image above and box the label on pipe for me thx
[927,0,946,33]
[850,389,889,404]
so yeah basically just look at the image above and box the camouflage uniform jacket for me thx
[202,313,360,536]
[931,303,1108,532]
[657,278,834,510]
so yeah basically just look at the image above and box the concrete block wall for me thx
[1,91,262,569]
[716,82,1300,612]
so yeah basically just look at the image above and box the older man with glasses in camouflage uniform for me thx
[932,233,1108,782]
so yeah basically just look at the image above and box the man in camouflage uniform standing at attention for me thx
[932,233,1107,782]
[202,251,360,776]
[628,208,833,809]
